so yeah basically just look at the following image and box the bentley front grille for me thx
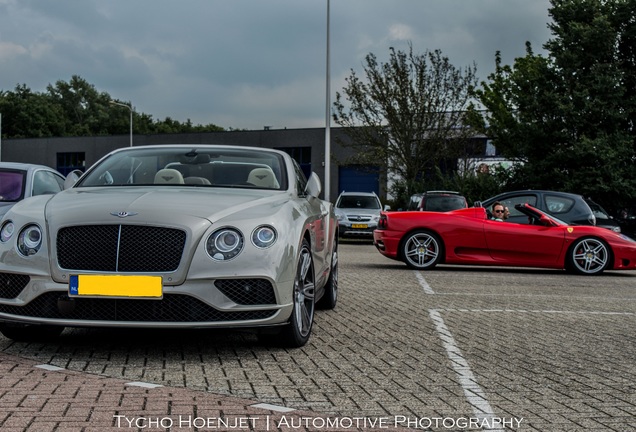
[57,225,186,272]
[0,292,277,322]
[215,279,277,305]
[0,273,30,299]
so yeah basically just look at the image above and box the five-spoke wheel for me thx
[401,230,443,270]
[279,239,316,347]
[568,237,610,275]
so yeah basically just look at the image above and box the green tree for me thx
[1,75,225,139]
[333,45,479,204]
[472,0,636,212]
[0,84,65,138]
[47,75,113,136]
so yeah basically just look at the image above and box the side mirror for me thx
[305,172,322,198]
[383,204,391,211]
[63,170,84,189]
[474,200,483,208]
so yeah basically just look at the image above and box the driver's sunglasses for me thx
[494,210,504,213]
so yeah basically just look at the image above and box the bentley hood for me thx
[43,187,288,226]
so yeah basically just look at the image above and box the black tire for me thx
[566,237,611,275]
[0,323,64,341]
[278,239,316,347]
[400,230,443,270]
[317,240,338,310]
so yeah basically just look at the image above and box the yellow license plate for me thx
[351,224,368,229]
[69,274,163,298]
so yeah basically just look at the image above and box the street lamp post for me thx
[109,100,133,147]
[324,0,331,201]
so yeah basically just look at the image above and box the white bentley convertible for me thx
[0,145,338,347]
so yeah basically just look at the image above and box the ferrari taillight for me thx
[378,214,388,230]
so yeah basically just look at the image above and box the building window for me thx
[57,152,86,176]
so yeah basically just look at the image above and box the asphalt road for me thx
[1,240,635,431]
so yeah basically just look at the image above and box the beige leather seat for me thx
[154,168,184,184]
[247,167,279,188]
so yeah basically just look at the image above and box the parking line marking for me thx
[439,308,635,316]
[125,381,163,389]
[415,271,435,294]
[35,364,65,371]
[250,403,296,412]
[429,309,503,432]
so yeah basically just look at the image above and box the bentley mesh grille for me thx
[0,273,30,299]
[215,279,277,305]
[57,225,186,272]
[0,292,276,322]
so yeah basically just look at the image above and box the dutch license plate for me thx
[351,224,368,229]
[69,274,163,298]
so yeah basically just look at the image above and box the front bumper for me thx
[0,272,293,329]
[338,223,377,237]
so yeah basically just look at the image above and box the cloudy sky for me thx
[0,0,553,131]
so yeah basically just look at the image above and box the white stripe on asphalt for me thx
[440,308,635,316]
[250,403,296,412]
[429,309,504,432]
[35,364,65,371]
[125,381,163,388]
[414,271,435,294]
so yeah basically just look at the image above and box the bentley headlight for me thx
[206,228,244,261]
[0,221,15,243]
[17,224,42,256]
[252,226,277,248]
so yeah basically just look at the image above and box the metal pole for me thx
[324,0,331,201]
[109,100,133,147]
[129,107,133,147]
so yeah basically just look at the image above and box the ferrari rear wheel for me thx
[279,239,316,347]
[401,230,443,270]
[567,237,610,275]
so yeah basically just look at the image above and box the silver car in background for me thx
[0,145,338,347]
[0,162,65,218]
[334,191,383,238]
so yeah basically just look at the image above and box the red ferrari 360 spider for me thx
[373,203,636,275]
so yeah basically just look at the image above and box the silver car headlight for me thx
[17,224,42,256]
[252,225,277,248]
[0,221,15,243]
[206,228,244,261]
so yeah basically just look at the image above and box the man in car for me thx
[491,202,505,221]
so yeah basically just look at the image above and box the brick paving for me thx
[1,242,635,431]
[0,351,402,431]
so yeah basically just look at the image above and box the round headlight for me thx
[0,221,15,243]
[252,226,277,248]
[206,228,244,261]
[17,224,43,256]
